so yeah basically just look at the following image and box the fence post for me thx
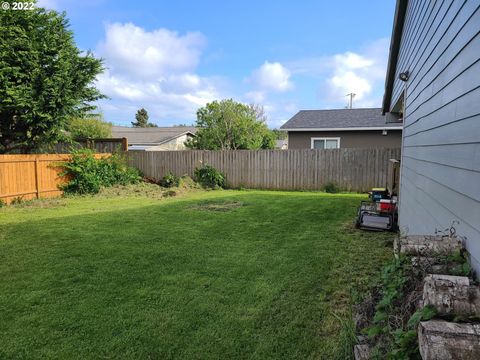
[122,137,128,151]
[34,157,40,199]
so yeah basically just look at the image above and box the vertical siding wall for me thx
[128,148,401,192]
[393,1,480,270]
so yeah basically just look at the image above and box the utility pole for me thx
[346,93,356,109]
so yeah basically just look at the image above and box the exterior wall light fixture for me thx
[399,71,410,82]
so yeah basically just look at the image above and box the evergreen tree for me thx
[131,108,157,127]
[0,3,104,153]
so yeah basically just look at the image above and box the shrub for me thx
[0,199,5,207]
[159,172,180,188]
[323,181,340,193]
[194,165,226,189]
[68,116,112,139]
[61,149,141,194]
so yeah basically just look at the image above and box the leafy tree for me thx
[251,103,276,149]
[272,129,287,140]
[132,108,157,127]
[0,2,105,153]
[261,130,276,149]
[68,116,112,139]
[186,99,274,150]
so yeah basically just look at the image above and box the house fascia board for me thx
[382,0,408,114]
[282,127,403,131]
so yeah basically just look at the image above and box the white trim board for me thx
[282,127,403,131]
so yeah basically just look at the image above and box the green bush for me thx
[194,165,226,189]
[159,172,180,188]
[0,199,6,207]
[323,182,340,193]
[61,149,141,194]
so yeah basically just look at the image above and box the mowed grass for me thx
[0,190,393,359]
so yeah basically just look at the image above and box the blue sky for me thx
[38,0,396,127]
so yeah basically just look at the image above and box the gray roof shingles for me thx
[111,126,197,145]
[280,108,401,130]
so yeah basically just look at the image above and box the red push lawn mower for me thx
[355,159,400,232]
[355,188,398,232]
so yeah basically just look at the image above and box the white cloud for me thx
[242,61,294,127]
[332,52,374,70]
[324,39,388,107]
[328,39,389,107]
[98,23,206,79]
[95,23,224,125]
[248,61,293,92]
[242,38,388,125]
[327,69,372,101]
[96,71,145,101]
[288,38,389,108]
[96,70,221,124]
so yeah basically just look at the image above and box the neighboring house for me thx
[111,126,196,151]
[280,108,402,149]
[383,1,480,271]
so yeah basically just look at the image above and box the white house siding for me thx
[392,0,480,271]
[145,134,193,151]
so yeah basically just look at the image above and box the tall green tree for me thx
[186,99,274,150]
[0,2,105,153]
[131,108,157,127]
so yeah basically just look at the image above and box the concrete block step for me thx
[418,320,480,359]
[398,235,462,256]
[422,274,480,317]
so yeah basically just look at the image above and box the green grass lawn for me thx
[0,190,393,359]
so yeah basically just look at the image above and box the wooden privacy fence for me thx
[129,148,401,192]
[0,154,105,204]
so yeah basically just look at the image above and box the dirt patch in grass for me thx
[97,182,165,199]
[189,200,244,212]
[163,190,177,198]
[96,176,200,200]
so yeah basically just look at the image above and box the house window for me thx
[311,137,340,149]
